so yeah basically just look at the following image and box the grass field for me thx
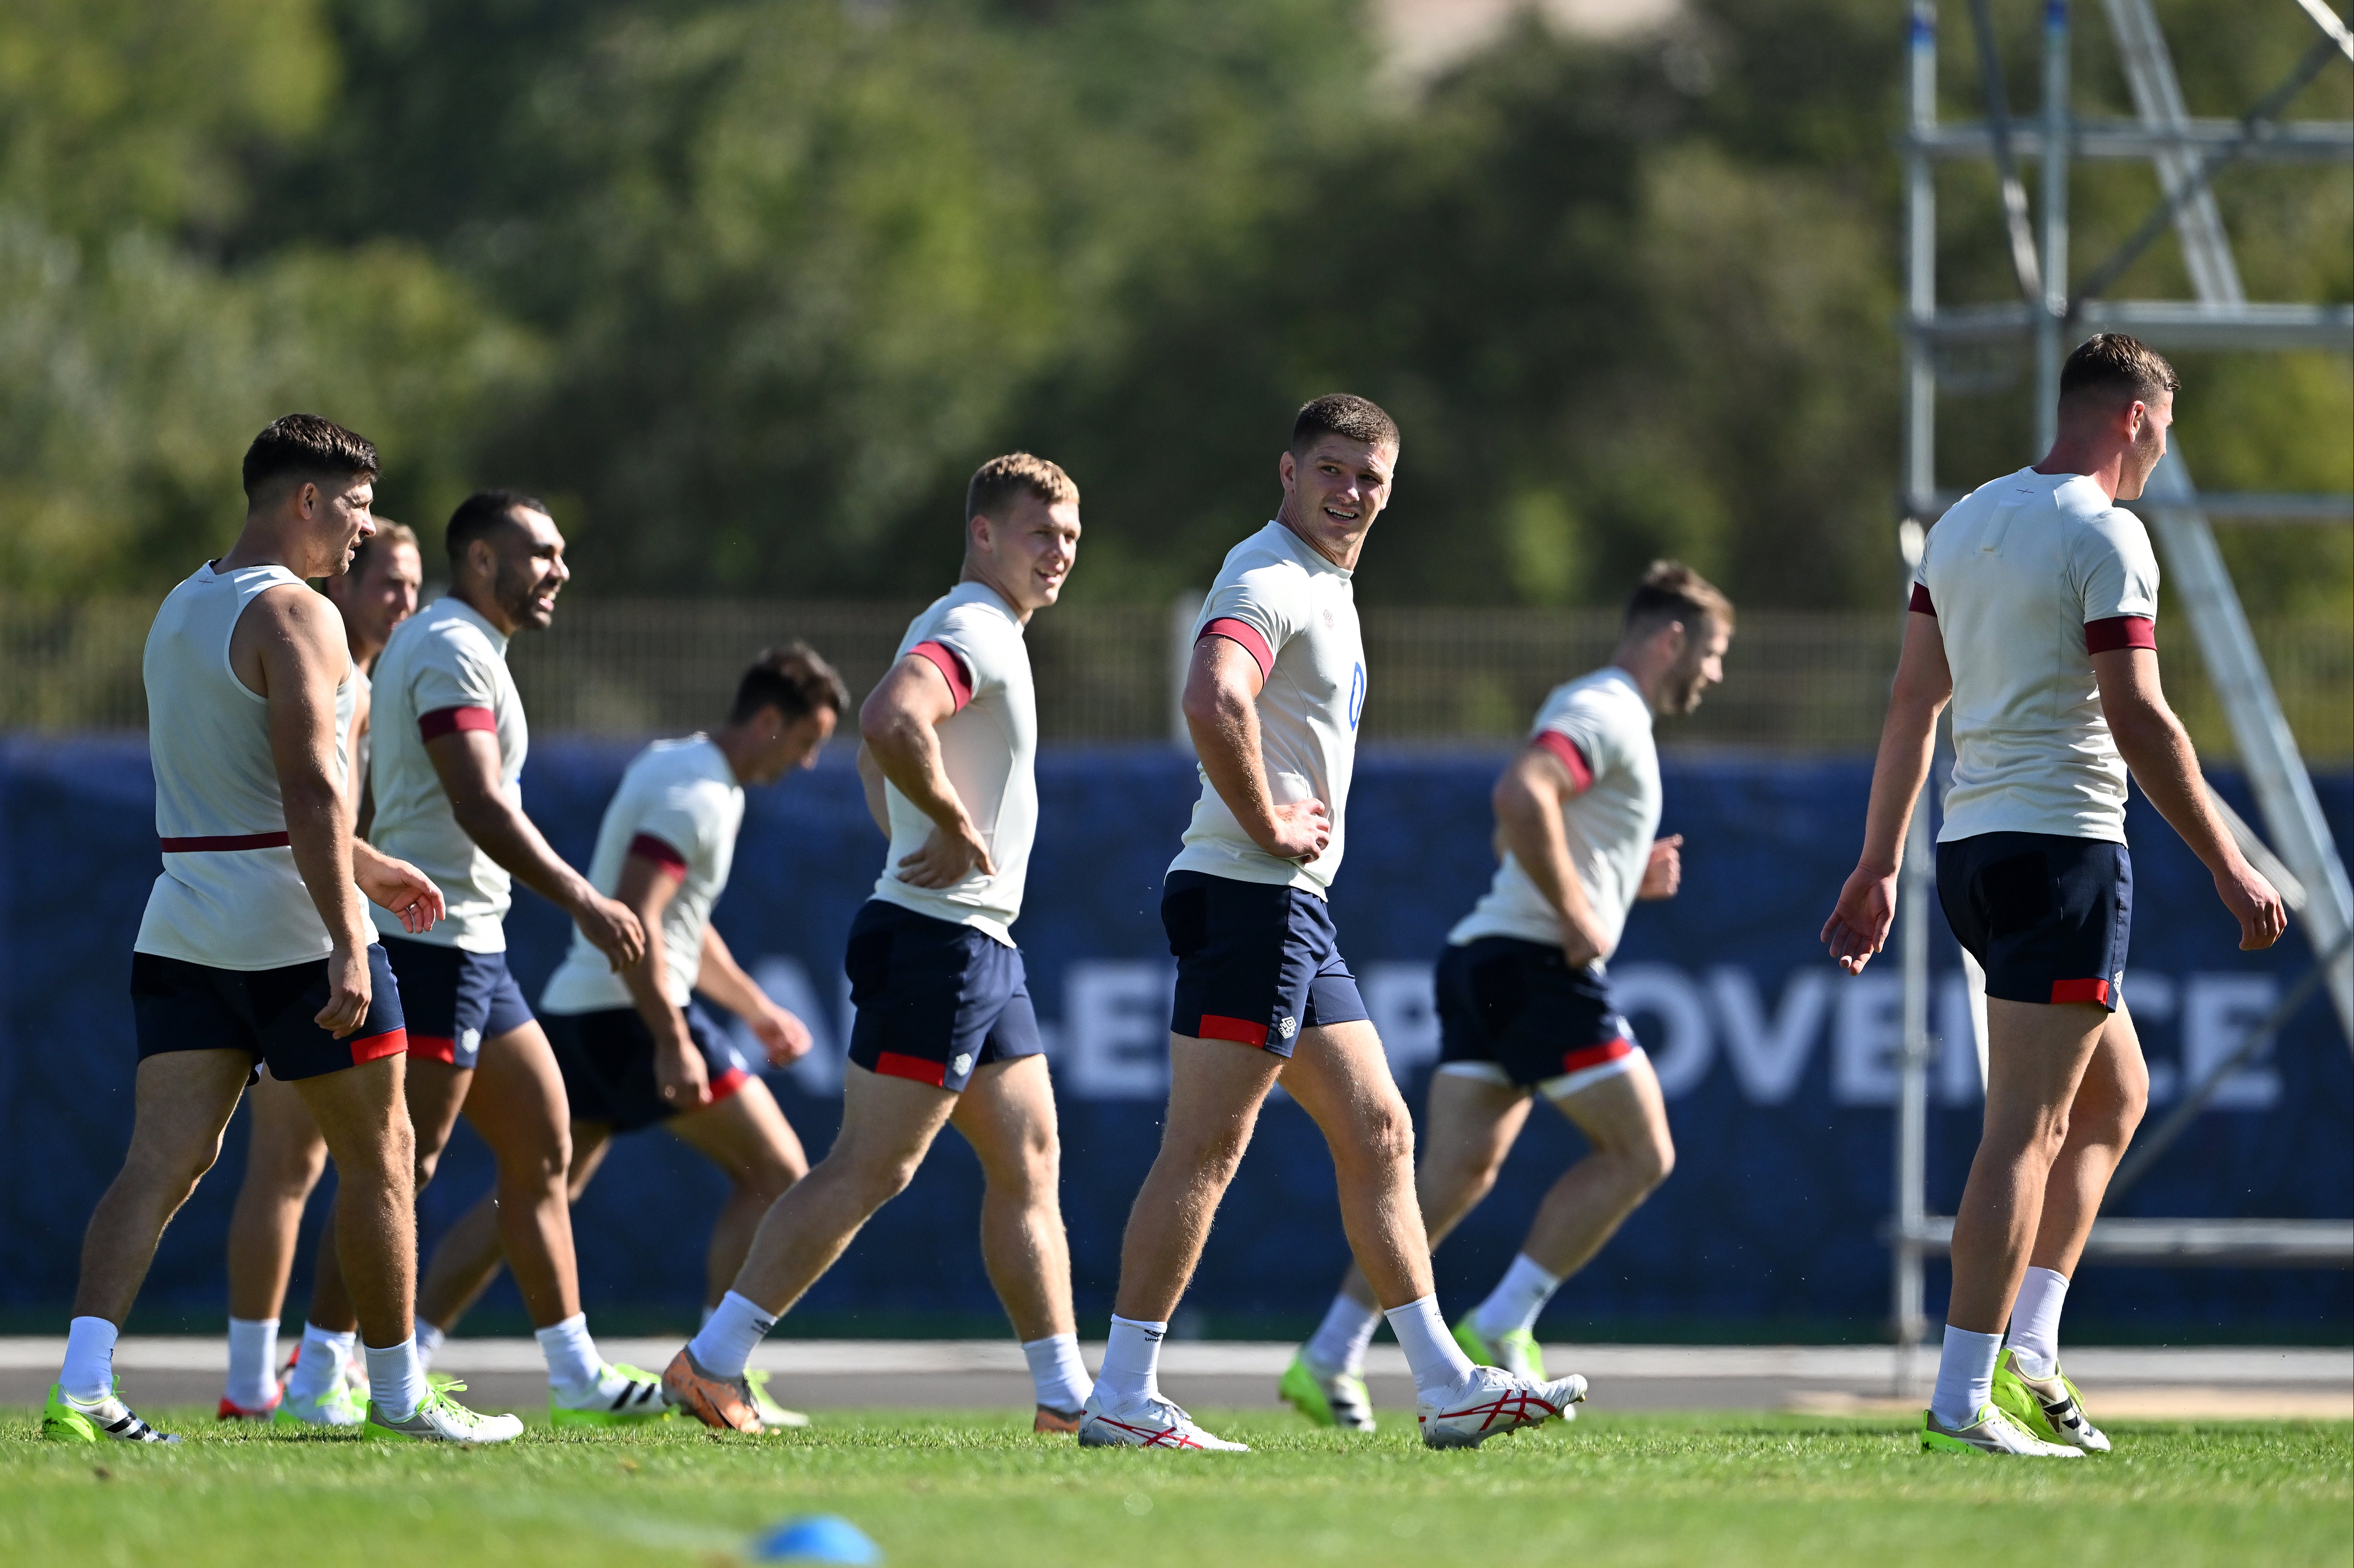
[4,1407,2348,1568]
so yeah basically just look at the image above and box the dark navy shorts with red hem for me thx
[380,933,533,1071]
[843,899,1042,1093]
[1162,869,1369,1059]
[130,944,407,1084]
[544,1001,754,1133]
[1435,936,1638,1090]
[1936,831,2131,1011]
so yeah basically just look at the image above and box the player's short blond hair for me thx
[965,453,1078,528]
[348,520,418,577]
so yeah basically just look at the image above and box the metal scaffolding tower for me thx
[1890,0,2354,1383]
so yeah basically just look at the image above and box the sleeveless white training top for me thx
[134,561,357,971]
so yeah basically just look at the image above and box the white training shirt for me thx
[1916,467,2162,845]
[542,735,744,1014]
[871,583,1037,946]
[365,596,529,951]
[1448,666,1661,956]
[1168,520,1367,896]
[136,562,358,970]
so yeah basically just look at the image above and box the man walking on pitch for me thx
[218,521,423,1422]
[1284,563,1728,1431]
[294,488,663,1428]
[1824,334,2284,1457]
[1080,395,1585,1452]
[409,644,847,1429]
[665,455,1093,1435]
[45,415,516,1444]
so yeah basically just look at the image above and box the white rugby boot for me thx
[1077,1388,1250,1451]
[1416,1364,1586,1449]
[552,1363,670,1428]
[363,1381,525,1443]
[1921,1401,2081,1457]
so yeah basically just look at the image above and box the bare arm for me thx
[1492,746,1612,966]
[855,743,890,836]
[347,678,372,832]
[860,653,993,888]
[425,729,644,969]
[697,925,812,1066]
[2095,647,2284,950]
[610,850,708,1108]
[1181,634,1328,862]
[1823,610,1952,974]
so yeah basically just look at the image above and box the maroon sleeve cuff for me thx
[419,705,496,742]
[1199,617,1275,680]
[909,641,974,711]
[2085,616,2156,654]
[1532,730,1594,794]
[627,833,689,880]
[1908,583,1935,616]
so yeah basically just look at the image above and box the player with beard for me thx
[288,489,663,1430]
[1282,564,1731,1431]
[218,522,423,1423]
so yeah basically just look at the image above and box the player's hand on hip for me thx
[578,891,647,971]
[656,1031,712,1109]
[899,819,994,888]
[2216,860,2287,951]
[1264,797,1331,863]
[356,853,445,935]
[751,1004,813,1066]
[315,943,372,1038]
[1639,835,1684,900]
[1822,864,1898,975]
[1559,917,1608,971]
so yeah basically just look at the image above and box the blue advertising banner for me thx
[1,737,2346,1339]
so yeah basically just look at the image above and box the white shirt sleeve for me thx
[2074,509,2162,625]
[1199,561,1310,675]
[927,604,1017,704]
[634,778,720,871]
[409,628,501,726]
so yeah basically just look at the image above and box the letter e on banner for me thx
[1831,972,1904,1105]
[1065,961,1175,1099]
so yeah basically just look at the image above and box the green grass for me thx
[4,1407,2348,1568]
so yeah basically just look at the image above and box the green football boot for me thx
[43,1381,179,1444]
[745,1367,811,1429]
[550,1362,670,1428]
[1921,1401,2078,1457]
[1992,1348,2111,1452]
[1279,1350,1375,1432]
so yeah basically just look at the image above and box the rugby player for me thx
[294,488,664,1428]
[1079,395,1586,1451]
[1823,334,2285,1456]
[218,522,423,1423]
[1283,564,1729,1431]
[44,415,516,1444]
[407,644,847,1429]
[664,455,1093,1435]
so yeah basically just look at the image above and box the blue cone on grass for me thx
[750,1515,882,1565]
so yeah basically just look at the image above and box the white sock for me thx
[61,1316,119,1403]
[225,1316,279,1410]
[536,1312,602,1395]
[688,1291,777,1381]
[1302,1292,1383,1378]
[1385,1295,1476,1401]
[2007,1267,2068,1379]
[364,1337,429,1422]
[1473,1253,1563,1342]
[700,1303,717,1329]
[1022,1334,1092,1414]
[1097,1315,1167,1406]
[1931,1323,2004,1430]
[286,1322,355,1403]
[415,1319,446,1369]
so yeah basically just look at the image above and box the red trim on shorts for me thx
[1197,1014,1270,1047]
[872,1050,949,1088]
[419,706,497,742]
[627,833,689,880]
[349,1026,409,1065]
[2050,978,2111,1006]
[1532,730,1594,794]
[2084,616,2156,654]
[407,1033,458,1065]
[1199,618,1275,681]
[1561,1037,1635,1076]
[1909,583,1936,616]
[909,642,974,711]
[707,1066,751,1102]
[158,831,291,852]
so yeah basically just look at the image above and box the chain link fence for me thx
[5,595,2348,757]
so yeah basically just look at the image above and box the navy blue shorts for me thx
[544,1001,755,1133]
[1435,936,1643,1092]
[843,900,1042,1093]
[1162,869,1368,1059]
[379,934,534,1070]
[130,945,408,1084]
[1937,832,2131,1011]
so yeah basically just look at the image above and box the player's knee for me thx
[739,1155,799,1206]
[1627,1128,1675,1192]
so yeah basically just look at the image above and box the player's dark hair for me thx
[2059,333,2179,411]
[966,452,1078,526]
[1624,560,1734,637]
[1290,393,1399,457]
[240,414,378,505]
[445,488,547,561]
[730,641,851,724]
[347,520,418,580]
